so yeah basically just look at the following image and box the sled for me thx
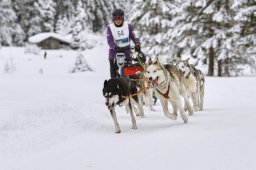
[123,64,144,77]
[116,49,146,78]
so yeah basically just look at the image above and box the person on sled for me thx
[106,8,141,78]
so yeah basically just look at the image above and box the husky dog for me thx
[128,73,155,112]
[103,78,143,133]
[175,58,205,111]
[145,58,193,123]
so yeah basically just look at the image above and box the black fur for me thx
[103,78,138,105]
[102,78,139,133]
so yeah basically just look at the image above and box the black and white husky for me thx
[175,58,205,111]
[102,78,143,133]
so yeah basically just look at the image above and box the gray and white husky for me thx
[175,58,205,111]
[145,58,193,123]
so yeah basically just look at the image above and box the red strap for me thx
[156,84,170,99]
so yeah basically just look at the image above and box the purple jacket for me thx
[107,23,140,60]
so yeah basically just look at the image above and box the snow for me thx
[1,43,256,170]
[29,32,71,44]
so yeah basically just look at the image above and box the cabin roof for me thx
[29,33,71,44]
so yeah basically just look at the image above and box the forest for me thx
[0,0,255,76]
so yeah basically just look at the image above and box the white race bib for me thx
[109,22,130,47]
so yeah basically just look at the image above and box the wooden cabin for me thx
[29,33,71,49]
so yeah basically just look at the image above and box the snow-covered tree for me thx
[71,52,93,73]
[130,0,178,60]
[11,0,40,40]
[0,0,24,46]
[82,0,116,32]
[54,0,75,32]
[71,0,91,49]
[36,0,56,32]
[56,15,73,36]
[231,0,256,74]
[165,0,238,76]
[12,0,55,40]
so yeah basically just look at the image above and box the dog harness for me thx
[154,65,174,99]
[156,84,170,99]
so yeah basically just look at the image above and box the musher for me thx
[106,8,141,78]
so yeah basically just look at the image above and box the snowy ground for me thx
[1,45,256,170]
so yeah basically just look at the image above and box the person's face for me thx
[114,16,123,26]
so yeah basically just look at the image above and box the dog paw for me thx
[194,106,200,112]
[167,113,177,120]
[188,109,194,116]
[150,107,156,112]
[132,125,138,130]
[115,129,121,133]
[181,114,188,124]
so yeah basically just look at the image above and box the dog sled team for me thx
[103,58,205,133]
[103,9,205,133]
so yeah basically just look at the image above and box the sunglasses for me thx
[114,16,124,21]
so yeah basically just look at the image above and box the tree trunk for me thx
[217,59,222,77]
[223,58,230,77]
[224,0,229,11]
[208,46,215,76]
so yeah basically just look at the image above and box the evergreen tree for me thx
[231,0,256,74]
[12,0,55,39]
[71,0,89,49]
[36,0,56,32]
[54,0,75,32]
[0,0,24,46]
[165,0,237,76]
[71,52,93,73]
[12,0,39,40]
[82,0,115,32]
[131,0,177,60]
[56,15,73,36]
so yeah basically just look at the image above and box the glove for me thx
[115,46,125,53]
[125,57,132,65]
[134,44,141,52]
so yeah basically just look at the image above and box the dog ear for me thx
[154,57,161,65]
[104,80,108,87]
[147,58,153,65]
[175,60,181,67]
[185,58,190,63]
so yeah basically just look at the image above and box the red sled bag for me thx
[123,65,144,77]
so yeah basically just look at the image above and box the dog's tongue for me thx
[153,79,159,86]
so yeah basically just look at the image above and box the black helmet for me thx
[112,9,124,19]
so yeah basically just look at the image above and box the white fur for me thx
[145,61,189,123]
[176,60,205,111]
[107,95,119,106]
